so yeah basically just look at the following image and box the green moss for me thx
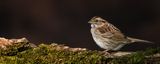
[107,52,145,64]
[0,44,106,64]
[18,44,105,64]
[107,48,160,64]
[0,42,159,64]
[0,41,32,56]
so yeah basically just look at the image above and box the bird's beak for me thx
[88,20,95,24]
[88,21,92,24]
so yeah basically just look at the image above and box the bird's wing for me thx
[101,31,126,41]
[96,24,127,41]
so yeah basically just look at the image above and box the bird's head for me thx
[88,16,107,28]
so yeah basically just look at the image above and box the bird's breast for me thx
[90,28,126,50]
[91,28,112,49]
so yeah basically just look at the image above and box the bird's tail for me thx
[127,37,153,43]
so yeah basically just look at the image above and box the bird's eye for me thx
[95,20,98,22]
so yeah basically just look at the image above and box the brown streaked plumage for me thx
[89,16,152,51]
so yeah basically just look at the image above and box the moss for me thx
[0,41,33,56]
[107,52,145,64]
[17,44,106,64]
[106,48,160,64]
[0,42,159,64]
[0,44,106,64]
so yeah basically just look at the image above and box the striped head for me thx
[88,16,121,33]
[88,16,107,28]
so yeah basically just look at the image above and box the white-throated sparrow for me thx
[89,16,152,51]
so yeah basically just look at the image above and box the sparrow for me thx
[88,16,152,51]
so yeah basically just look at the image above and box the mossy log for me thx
[0,38,159,64]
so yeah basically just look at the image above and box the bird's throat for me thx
[91,24,97,28]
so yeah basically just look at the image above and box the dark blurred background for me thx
[0,0,160,51]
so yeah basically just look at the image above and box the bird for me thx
[88,16,152,51]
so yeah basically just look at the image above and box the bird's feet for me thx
[100,50,110,56]
[101,50,118,56]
